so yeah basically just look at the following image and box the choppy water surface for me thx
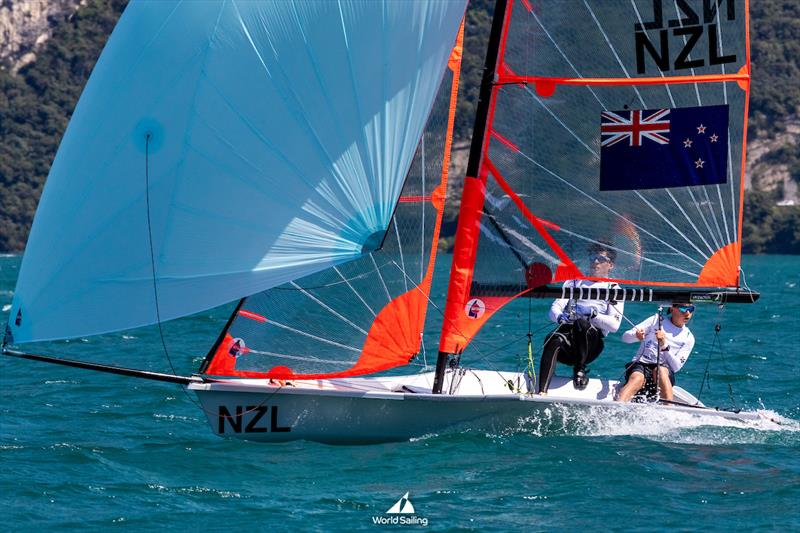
[1,254,799,531]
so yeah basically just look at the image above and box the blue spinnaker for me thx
[10,0,466,343]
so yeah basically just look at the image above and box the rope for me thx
[143,134,208,412]
[697,324,718,401]
[696,305,739,410]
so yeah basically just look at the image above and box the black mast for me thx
[433,0,509,394]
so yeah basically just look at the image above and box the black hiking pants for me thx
[537,318,604,394]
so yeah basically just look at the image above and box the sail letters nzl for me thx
[218,405,291,434]
[634,0,737,74]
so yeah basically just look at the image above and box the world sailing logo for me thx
[387,492,415,514]
[372,492,428,527]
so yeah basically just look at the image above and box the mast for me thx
[433,0,509,394]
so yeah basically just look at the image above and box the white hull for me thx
[187,370,776,444]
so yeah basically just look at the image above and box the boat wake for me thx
[505,404,800,445]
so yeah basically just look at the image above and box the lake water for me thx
[1,253,798,530]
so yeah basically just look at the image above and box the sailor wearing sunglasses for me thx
[616,302,696,402]
[537,243,623,394]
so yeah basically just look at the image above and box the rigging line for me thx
[557,228,700,278]
[608,302,638,329]
[717,176,732,243]
[333,265,377,317]
[245,349,356,366]
[634,191,709,260]
[519,152,706,268]
[144,133,203,410]
[738,266,757,302]
[274,269,373,291]
[629,0,676,108]
[713,1,730,106]
[697,324,717,401]
[369,253,392,303]
[685,187,722,250]
[727,137,738,238]
[709,308,739,410]
[500,218,560,268]
[420,135,426,282]
[420,334,428,370]
[701,186,727,245]
[523,86,598,155]
[265,318,362,353]
[582,0,645,108]
[289,281,368,336]
[664,188,716,255]
[485,209,528,269]
[529,10,606,110]
[393,218,408,293]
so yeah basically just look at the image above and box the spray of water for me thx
[501,404,800,445]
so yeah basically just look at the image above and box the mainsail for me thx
[440,0,750,354]
[8,1,467,344]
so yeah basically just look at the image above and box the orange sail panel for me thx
[439,0,750,354]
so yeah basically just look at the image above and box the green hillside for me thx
[1,0,798,253]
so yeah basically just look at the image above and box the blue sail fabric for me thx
[9,0,466,343]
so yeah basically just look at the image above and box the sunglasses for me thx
[674,305,695,313]
[589,254,612,264]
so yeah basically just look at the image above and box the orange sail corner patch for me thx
[697,242,740,286]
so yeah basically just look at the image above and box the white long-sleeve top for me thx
[621,313,695,372]
[547,280,623,337]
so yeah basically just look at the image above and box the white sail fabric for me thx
[9,0,466,343]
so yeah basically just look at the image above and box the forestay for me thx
[440,0,750,353]
[9,0,467,343]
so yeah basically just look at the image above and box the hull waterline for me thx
[188,370,774,444]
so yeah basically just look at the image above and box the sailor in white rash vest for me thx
[616,302,696,402]
[537,243,623,393]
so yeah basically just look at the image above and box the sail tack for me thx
[10,0,467,343]
[440,0,750,353]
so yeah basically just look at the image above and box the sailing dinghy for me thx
[4,0,782,444]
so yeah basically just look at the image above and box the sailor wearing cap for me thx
[537,242,623,394]
[616,302,696,402]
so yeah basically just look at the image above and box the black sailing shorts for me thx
[625,361,675,386]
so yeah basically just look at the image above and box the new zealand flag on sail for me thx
[599,104,729,191]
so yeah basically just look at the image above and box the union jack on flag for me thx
[600,109,670,147]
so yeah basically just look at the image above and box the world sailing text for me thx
[634,0,737,74]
